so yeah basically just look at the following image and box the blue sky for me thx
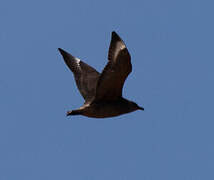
[1,0,214,179]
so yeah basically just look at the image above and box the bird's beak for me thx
[138,106,144,111]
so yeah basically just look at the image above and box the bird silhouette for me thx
[58,31,144,118]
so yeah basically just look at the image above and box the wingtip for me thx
[111,31,122,42]
[58,48,70,58]
[58,48,65,54]
[112,31,118,37]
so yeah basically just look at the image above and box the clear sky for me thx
[1,0,214,179]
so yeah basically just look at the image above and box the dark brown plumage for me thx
[58,31,144,118]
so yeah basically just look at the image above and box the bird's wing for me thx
[58,48,100,102]
[94,32,132,101]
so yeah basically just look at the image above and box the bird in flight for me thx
[58,31,144,118]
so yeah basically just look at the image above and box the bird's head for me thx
[129,101,144,112]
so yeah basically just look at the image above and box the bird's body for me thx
[68,97,139,118]
[59,31,144,118]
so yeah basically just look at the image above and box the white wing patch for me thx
[75,57,81,68]
[120,42,126,50]
[113,41,126,62]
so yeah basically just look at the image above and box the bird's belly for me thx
[82,102,129,118]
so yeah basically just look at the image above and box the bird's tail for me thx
[67,110,82,116]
